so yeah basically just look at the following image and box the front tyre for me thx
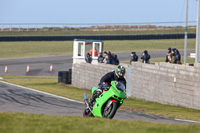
[103,100,118,119]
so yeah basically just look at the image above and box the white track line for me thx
[174,118,200,124]
[0,80,84,104]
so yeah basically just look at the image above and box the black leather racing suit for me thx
[99,71,126,89]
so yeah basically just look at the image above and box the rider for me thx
[89,65,126,105]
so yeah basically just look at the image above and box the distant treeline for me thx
[0,23,196,32]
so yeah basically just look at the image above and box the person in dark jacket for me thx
[166,47,171,63]
[170,48,177,64]
[130,52,138,64]
[85,53,92,63]
[174,49,181,64]
[98,52,104,63]
[114,55,119,65]
[103,51,108,63]
[141,50,151,64]
[105,54,117,65]
[89,65,126,105]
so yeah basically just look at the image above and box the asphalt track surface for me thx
[0,80,200,124]
[0,50,195,76]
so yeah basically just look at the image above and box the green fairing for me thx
[92,87,98,94]
[91,81,126,117]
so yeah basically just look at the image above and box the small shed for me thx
[73,39,103,64]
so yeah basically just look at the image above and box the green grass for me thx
[104,39,195,52]
[0,41,73,58]
[1,75,200,121]
[1,112,200,133]
[0,39,196,59]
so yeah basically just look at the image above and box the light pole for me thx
[184,0,188,65]
[196,0,200,63]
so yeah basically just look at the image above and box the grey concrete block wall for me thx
[72,63,118,90]
[72,62,200,110]
[130,62,200,110]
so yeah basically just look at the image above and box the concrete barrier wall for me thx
[72,62,200,110]
[131,62,200,110]
[72,63,127,90]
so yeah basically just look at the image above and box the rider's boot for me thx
[89,89,102,106]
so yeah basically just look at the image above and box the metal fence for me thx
[0,21,197,32]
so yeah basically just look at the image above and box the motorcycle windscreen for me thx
[115,81,125,92]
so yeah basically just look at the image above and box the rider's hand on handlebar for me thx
[102,82,110,91]
[102,82,107,87]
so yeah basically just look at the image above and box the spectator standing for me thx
[169,48,177,64]
[166,47,171,63]
[174,49,181,64]
[103,51,108,63]
[98,52,104,63]
[85,53,92,63]
[105,54,117,65]
[130,52,138,65]
[108,51,111,56]
[104,54,109,64]
[102,51,118,65]
[114,55,119,65]
[109,53,118,65]
[141,50,151,64]
[169,48,181,64]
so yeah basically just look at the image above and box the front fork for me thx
[83,93,93,113]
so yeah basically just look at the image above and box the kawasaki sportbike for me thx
[83,81,127,119]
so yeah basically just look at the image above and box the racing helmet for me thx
[115,65,126,78]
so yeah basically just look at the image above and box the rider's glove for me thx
[102,82,110,91]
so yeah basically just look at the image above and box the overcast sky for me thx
[0,0,198,24]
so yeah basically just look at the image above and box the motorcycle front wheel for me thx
[103,100,118,119]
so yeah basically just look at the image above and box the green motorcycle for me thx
[83,81,127,119]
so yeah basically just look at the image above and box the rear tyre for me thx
[83,108,93,117]
[103,100,118,119]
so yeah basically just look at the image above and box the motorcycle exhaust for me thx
[83,93,88,103]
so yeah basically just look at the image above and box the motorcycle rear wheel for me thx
[83,108,93,117]
[103,100,118,119]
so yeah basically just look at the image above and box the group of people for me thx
[85,51,119,65]
[86,48,181,65]
[165,47,181,64]
[130,50,151,64]
[98,51,119,65]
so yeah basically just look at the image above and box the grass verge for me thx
[1,112,200,133]
[0,39,195,59]
[1,75,200,121]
